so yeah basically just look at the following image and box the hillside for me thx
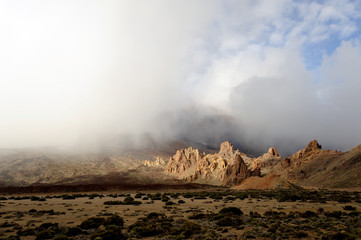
[161,140,361,189]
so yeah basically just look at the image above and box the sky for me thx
[0,0,361,154]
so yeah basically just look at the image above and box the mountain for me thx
[277,142,361,188]
[161,140,361,189]
[0,139,360,190]
[0,139,215,188]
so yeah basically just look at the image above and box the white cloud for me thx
[1,0,361,154]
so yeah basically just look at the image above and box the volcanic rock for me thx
[144,157,165,168]
[268,147,279,156]
[248,147,282,175]
[164,141,260,186]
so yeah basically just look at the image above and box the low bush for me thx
[219,207,243,216]
[79,217,105,230]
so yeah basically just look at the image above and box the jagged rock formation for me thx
[144,157,165,168]
[164,141,260,186]
[2,139,361,190]
[248,147,282,175]
[278,140,336,169]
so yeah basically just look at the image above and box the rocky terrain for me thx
[0,139,360,190]
[164,142,260,186]
[161,140,361,189]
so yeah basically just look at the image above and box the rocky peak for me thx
[279,140,324,169]
[305,140,322,152]
[247,147,281,175]
[219,141,236,155]
[268,147,279,157]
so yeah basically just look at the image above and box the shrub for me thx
[294,231,308,238]
[300,211,318,218]
[219,207,243,215]
[91,225,126,240]
[128,222,162,237]
[62,195,75,200]
[52,235,68,240]
[161,196,170,202]
[17,228,36,236]
[104,215,124,228]
[343,205,356,211]
[216,217,243,227]
[7,236,20,240]
[104,199,141,206]
[37,223,59,231]
[188,213,208,220]
[30,196,40,201]
[175,221,201,238]
[178,200,185,204]
[209,193,223,200]
[79,217,105,230]
[104,200,123,205]
[134,193,143,198]
[65,227,83,237]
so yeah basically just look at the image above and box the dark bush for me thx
[145,212,168,221]
[128,222,163,237]
[188,213,208,220]
[249,211,261,218]
[52,235,68,240]
[343,205,356,211]
[329,232,353,240]
[324,211,344,219]
[65,227,83,237]
[30,196,40,201]
[91,225,126,240]
[294,231,308,238]
[161,196,170,202]
[300,211,318,218]
[209,193,223,200]
[168,221,202,238]
[62,195,75,200]
[7,236,20,240]
[104,199,141,206]
[219,207,243,215]
[79,217,105,230]
[216,217,243,227]
[104,200,123,205]
[134,193,143,198]
[17,228,36,236]
[35,231,52,240]
[104,215,124,228]
[37,223,59,231]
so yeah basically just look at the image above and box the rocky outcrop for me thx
[164,141,260,186]
[268,147,279,156]
[144,157,165,168]
[248,147,282,175]
[279,140,328,168]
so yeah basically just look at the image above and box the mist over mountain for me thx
[1,1,361,155]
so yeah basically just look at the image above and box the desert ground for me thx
[0,188,360,239]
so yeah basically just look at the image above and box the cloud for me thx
[186,0,361,154]
[0,0,218,148]
[0,0,361,155]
